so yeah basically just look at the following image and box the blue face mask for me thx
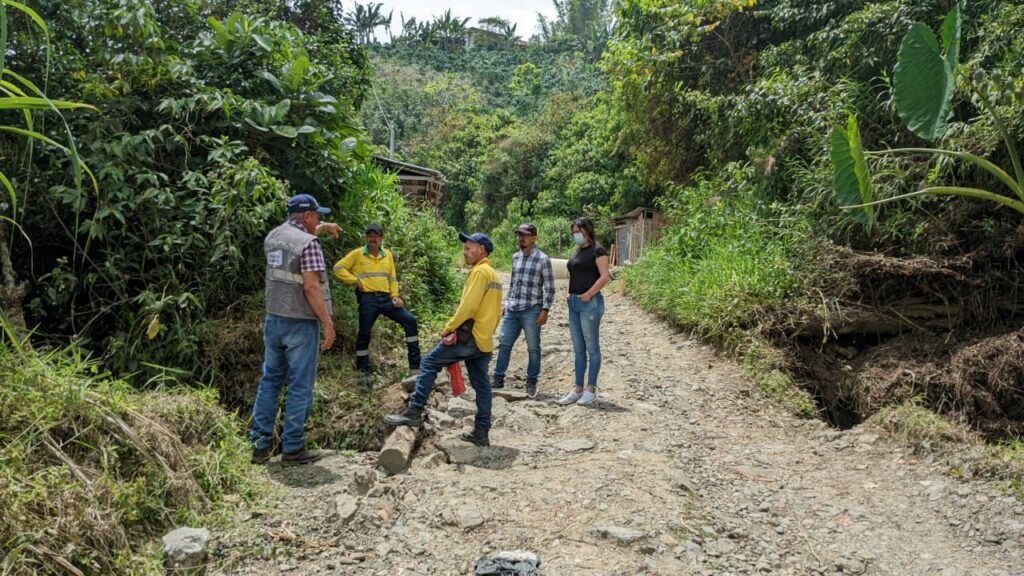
[573,232,585,245]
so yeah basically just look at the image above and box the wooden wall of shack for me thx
[612,208,667,266]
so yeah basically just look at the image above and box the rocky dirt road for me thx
[216,280,1024,575]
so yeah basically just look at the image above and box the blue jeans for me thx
[492,305,542,385]
[250,314,320,453]
[356,292,420,372]
[567,293,604,389]
[410,340,493,431]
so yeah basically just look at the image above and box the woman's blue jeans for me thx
[250,315,320,454]
[567,293,604,389]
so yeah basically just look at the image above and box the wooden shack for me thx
[372,156,447,207]
[612,207,667,266]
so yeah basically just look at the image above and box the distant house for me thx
[372,156,447,207]
[612,207,667,266]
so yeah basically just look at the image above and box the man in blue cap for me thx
[383,232,502,447]
[250,193,341,466]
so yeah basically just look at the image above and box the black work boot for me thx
[459,427,490,447]
[383,406,424,427]
[251,446,272,465]
[281,448,324,467]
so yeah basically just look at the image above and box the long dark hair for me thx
[572,217,599,248]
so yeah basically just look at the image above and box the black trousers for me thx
[355,292,420,371]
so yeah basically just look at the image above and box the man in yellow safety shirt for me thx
[383,232,501,446]
[333,224,420,378]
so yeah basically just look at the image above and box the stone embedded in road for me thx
[162,526,211,573]
[511,412,546,432]
[447,396,477,418]
[438,437,487,465]
[593,526,647,545]
[331,494,359,523]
[417,451,448,469]
[351,466,375,495]
[427,408,456,427]
[670,473,696,493]
[458,507,485,530]
[492,389,529,402]
[557,438,595,452]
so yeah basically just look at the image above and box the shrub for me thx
[0,327,257,576]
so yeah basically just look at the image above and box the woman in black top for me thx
[557,217,612,406]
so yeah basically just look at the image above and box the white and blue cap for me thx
[286,193,331,214]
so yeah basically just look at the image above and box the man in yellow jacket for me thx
[384,232,502,447]
[333,224,420,377]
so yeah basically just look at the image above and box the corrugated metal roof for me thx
[372,156,447,181]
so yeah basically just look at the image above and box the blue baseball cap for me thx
[286,193,331,214]
[458,232,493,254]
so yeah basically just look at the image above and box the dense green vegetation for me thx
[609,0,1024,429]
[0,321,257,574]
[361,1,637,253]
[1,2,460,572]
[4,0,1024,572]
[2,0,459,383]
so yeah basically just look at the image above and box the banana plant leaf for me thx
[831,114,875,234]
[893,3,961,141]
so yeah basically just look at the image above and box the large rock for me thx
[670,473,696,494]
[492,390,529,402]
[510,412,545,433]
[416,451,449,469]
[162,527,211,574]
[438,437,487,465]
[542,344,570,356]
[427,408,456,428]
[447,396,477,418]
[491,396,510,417]
[458,507,486,530]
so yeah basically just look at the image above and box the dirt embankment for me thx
[778,248,1024,437]
[211,281,1024,576]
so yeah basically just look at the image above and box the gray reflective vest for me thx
[264,222,333,320]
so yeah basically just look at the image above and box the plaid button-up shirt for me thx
[288,220,326,273]
[505,247,555,312]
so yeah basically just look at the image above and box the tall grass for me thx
[622,166,816,344]
[0,315,258,576]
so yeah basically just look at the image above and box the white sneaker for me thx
[577,390,598,406]
[556,390,583,405]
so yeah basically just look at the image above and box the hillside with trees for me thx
[3,0,1024,573]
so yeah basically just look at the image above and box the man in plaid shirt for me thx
[250,194,341,467]
[491,223,555,398]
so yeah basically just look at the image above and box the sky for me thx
[374,0,559,40]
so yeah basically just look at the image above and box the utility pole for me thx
[371,82,395,157]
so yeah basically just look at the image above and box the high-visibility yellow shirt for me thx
[333,246,399,297]
[443,257,502,353]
